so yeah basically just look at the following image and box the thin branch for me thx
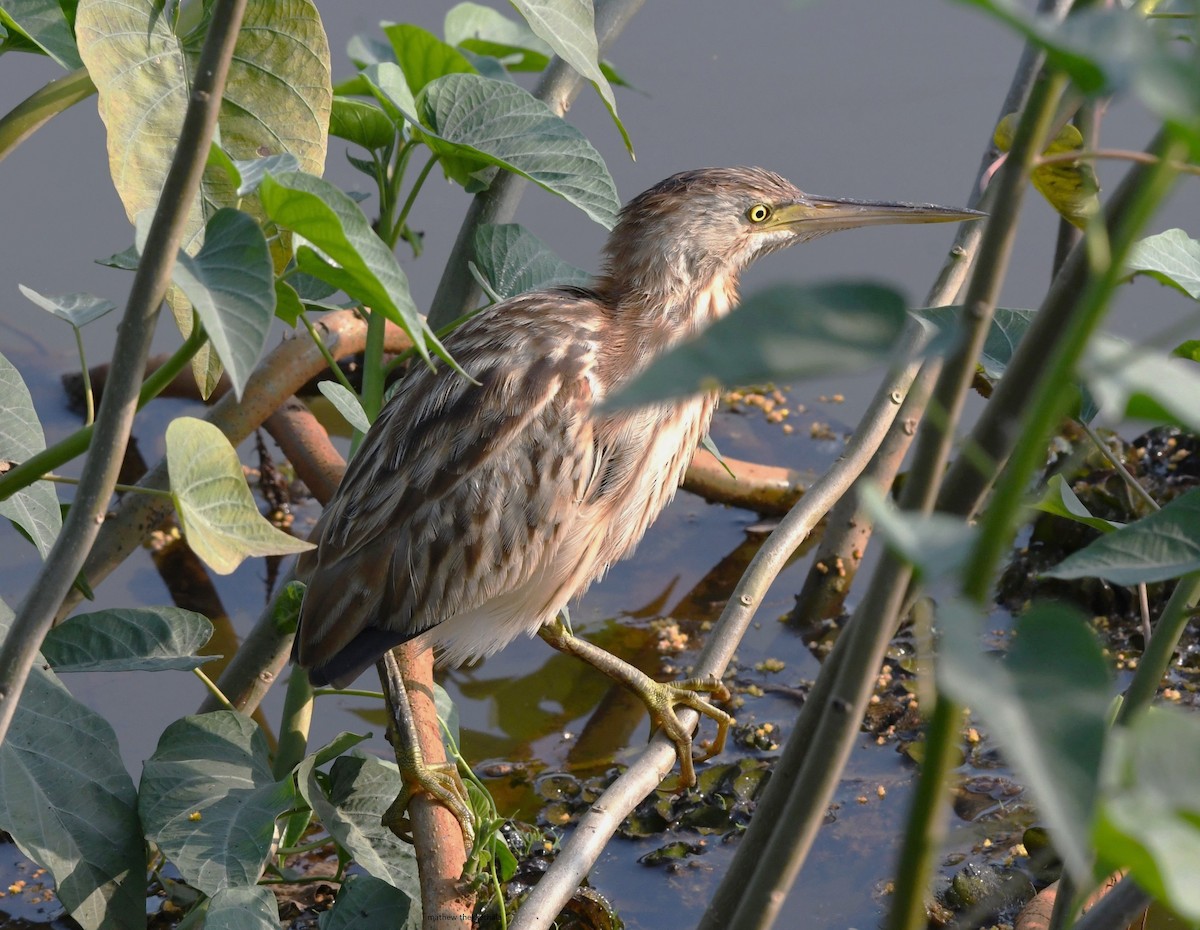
[1035,146,1200,176]
[1117,571,1200,725]
[0,0,249,745]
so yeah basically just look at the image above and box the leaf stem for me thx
[192,667,236,711]
[71,326,95,426]
[1117,571,1200,724]
[299,312,356,395]
[1036,146,1200,176]
[38,473,174,500]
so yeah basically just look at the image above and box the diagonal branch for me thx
[0,0,250,745]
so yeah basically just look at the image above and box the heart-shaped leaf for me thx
[938,599,1112,885]
[1125,228,1200,301]
[259,170,429,363]
[318,381,371,433]
[509,0,631,154]
[205,886,282,930]
[139,712,294,896]
[321,874,418,929]
[166,417,314,575]
[17,285,115,327]
[296,753,421,898]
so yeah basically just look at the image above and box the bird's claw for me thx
[643,676,734,787]
[382,759,476,851]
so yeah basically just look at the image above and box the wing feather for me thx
[294,291,603,683]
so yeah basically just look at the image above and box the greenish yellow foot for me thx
[381,753,476,851]
[539,619,734,787]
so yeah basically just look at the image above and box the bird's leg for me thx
[538,617,733,787]
[377,650,475,850]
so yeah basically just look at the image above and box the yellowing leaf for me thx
[166,418,313,575]
[995,113,1100,229]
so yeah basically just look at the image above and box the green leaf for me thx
[858,483,975,580]
[320,874,418,930]
[1045,487,1200,585]
[17,284,115,327]
[139,711,294,896]
[915,306,1037,381]
[1095,708,1200,921]
[1172,339,1200,363]
[318,381,371,433]
[41,606,215,672]
[383,22,476,95]
[205,886,281,930]
[367,67,619,228]
[938,600,1112,885]
[307,731,372,769]
[1081,335,1200,433]
[274,279,305,326]
[330,96,396,151]
[1125,228,1200,300]
[166,417,315,575]
[446,2,554,69]
[296,753,421,898]
[0,601,144,930]
[95,244,139,270]
[259,170,429,362]
[472,222,590,299]
[346,32,394,71]
[605,282,909,410]
[1033,474,1124,535]
[170,208,276,400]
[0,349,61,557]
[509,0,631,154]
[0,0,82,68]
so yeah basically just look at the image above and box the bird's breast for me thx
[588,391,718,572]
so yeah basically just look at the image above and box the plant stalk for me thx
[0,0,248,745]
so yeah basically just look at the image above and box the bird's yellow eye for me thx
[747,203,772,223]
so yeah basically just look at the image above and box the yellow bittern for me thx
[294,167,979,832]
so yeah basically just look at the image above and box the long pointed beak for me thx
[769,194,984,233]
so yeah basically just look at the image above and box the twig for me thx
[0,0,249,745]
[1035,146,1200,176]
[1117,571,1200,725]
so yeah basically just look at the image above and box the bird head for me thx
[600,166,982,316]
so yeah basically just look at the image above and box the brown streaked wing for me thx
[295,291,602,669]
